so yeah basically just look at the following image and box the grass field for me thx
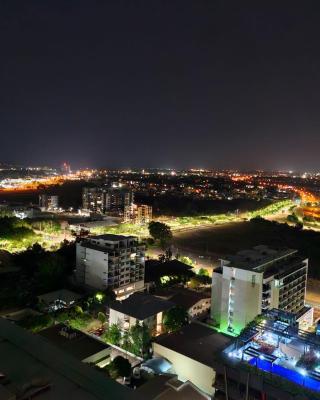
[173,219,320,278]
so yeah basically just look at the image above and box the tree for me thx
[74,305,83,314]
[178,256,194,266]
[148,221,172,248]
[189,274,211,289]
[20,313,53,333]
[189,276,201,289]
[198,268,209,277]
[105,323,121,345]
[287,213,300,224]
[103,287,116,302]
[128,323,151,357]
[36,253,65,292]
[163,306,188,333]
[98,311,106,327]
[107,356,131,379]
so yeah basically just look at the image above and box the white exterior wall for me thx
[75,236,145,295]
[76,244,108,290]
[109,309,160,333]
[212,264,263,334]
[153,342,215,396]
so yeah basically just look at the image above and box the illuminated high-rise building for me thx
[75,234,145,299]
[211,245,312,335]
[124,203,152,224]
[82,186,134,214]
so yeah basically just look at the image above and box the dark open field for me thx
[173,219,320,278]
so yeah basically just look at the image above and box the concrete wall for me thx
[153,342,215,396]
[82,348,111,366]
[212,267,263,333]
[76,244,109,290]
[211,272,222,324]
[109,308,161,333]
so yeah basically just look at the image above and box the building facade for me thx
[124,203,152,224]
[82,187,134,214]
[76,234,145,299]
[109,292,173,335]
[211,245,312,335]
[39,194,59,210]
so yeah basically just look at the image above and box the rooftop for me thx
[154,287,211,310]
[109,293,174,320]
[223,245,299,272]
[154,322,231,367]
[38,289,82,305]
[145,259,194,283]
[39,324,109,361]
[223,312,320,396]
[136,375,209,399]
[0,318,135,400]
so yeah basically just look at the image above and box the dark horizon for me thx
[1,1,320,171]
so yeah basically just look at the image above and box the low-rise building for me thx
[37,289,83,312]
[154,287,211,320]
[0,318,136,400]
[153,322,231,396]
[109,292,174,335]
[76,234,145,299]
[137,375,211,399]
[39,323,111,367]
[145,259,194,290]
[13,206,42,219]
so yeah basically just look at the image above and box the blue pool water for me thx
[248,358,320,392]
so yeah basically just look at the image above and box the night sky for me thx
[1,1,320,171]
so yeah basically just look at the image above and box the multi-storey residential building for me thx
[105,187,134,212]
[82,187,134,214]
[76,234,145,299]
[109,292,174,335]
[39,194,59,210]
[82,187,106,214]
[124,203,152,224]
[211,245,312,335]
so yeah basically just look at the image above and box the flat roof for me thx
[154,323,231,367]
[0,318,136,400]
[145,259,193,283]
[224,245,298,272]
[39,324,109,361]
[38,289,82,304]
[136,375,208,399]
[223,316,320,396]
[110,293,174,320]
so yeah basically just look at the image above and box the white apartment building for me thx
[211,245,312,335]
[76,234,145,299]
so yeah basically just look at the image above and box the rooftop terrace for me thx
[223,311,320,395]
[223,245,299,272]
